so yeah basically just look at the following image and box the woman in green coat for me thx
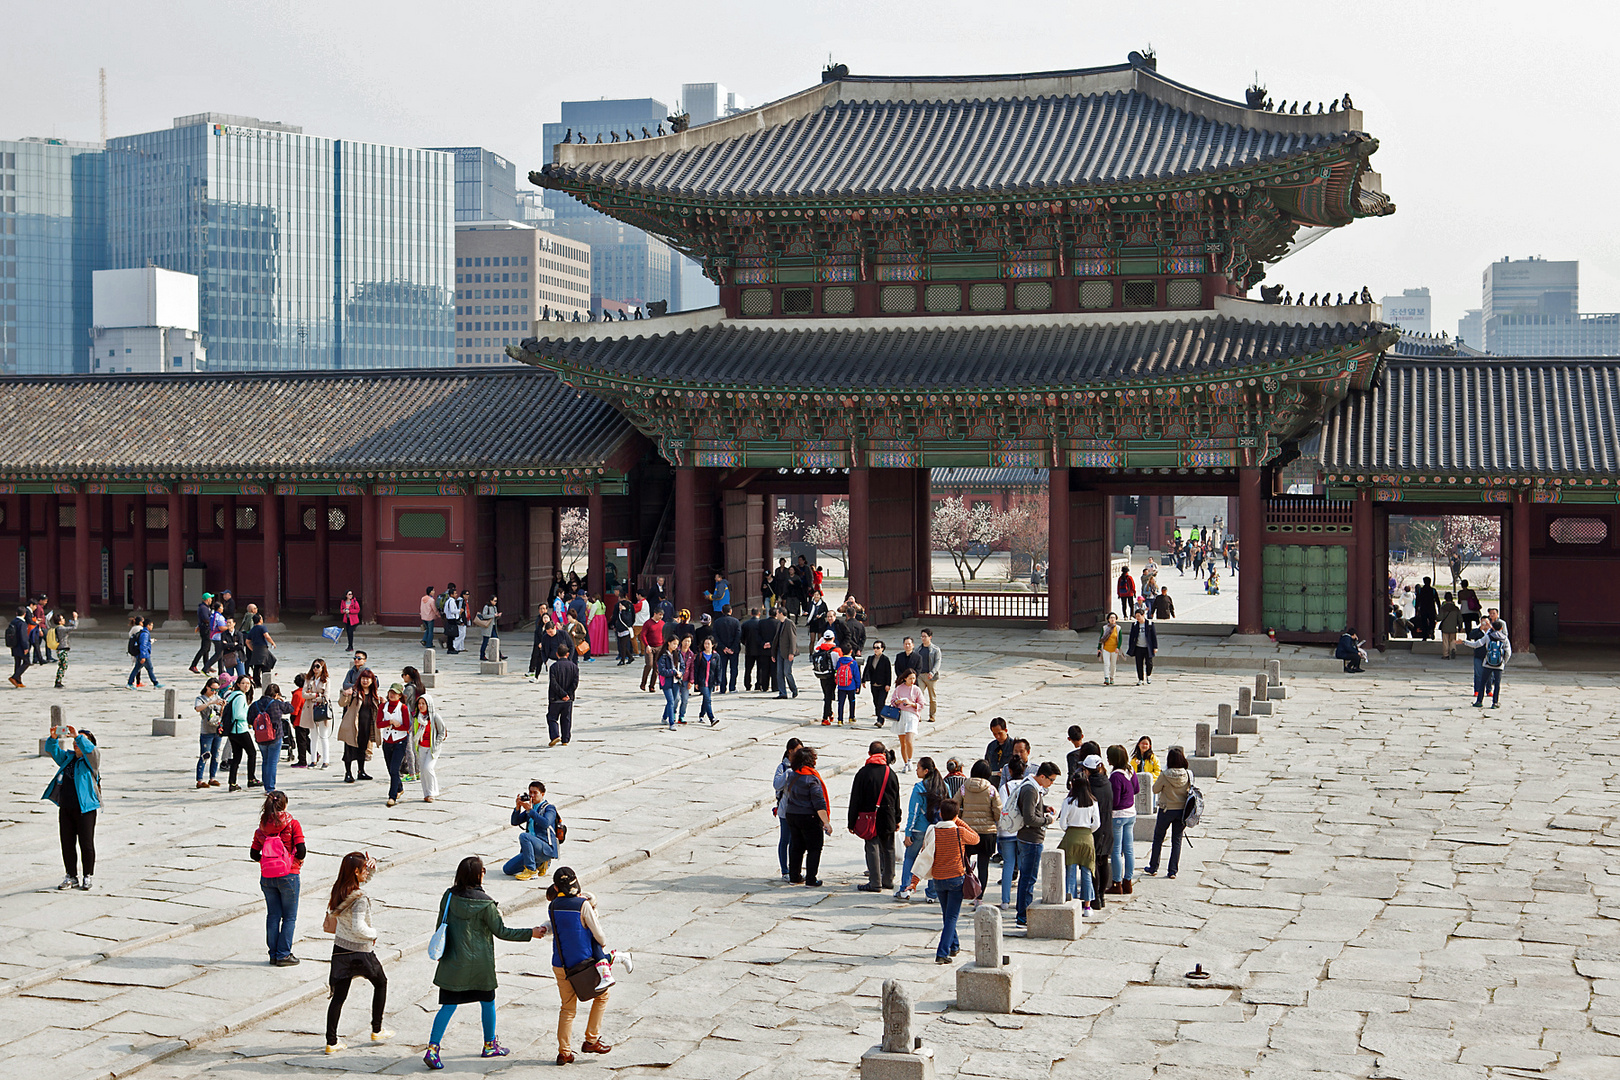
[423,856,545,1070]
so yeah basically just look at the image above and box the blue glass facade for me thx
[107,115,454,370]
[427,147,520,222]
[0,139,108,375]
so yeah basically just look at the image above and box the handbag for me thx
[880,704,901,722]
[323,908,339,934]
[566,958,605,1002]
[853,767,890,841]
[427,892,453,960]
[314,702,331,723]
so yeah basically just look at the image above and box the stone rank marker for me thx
[420,648,437,689]
[152,686,181,736]
[1024,849,1080,939]
[956,904,1022,1013]
[860,979,935,1080]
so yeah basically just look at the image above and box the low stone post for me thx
[1134,778,1156,841]
[1265,659,1289,698]
[421,648,438,689]
[1191,723,1221,777]
[1236,685,1252,716]
[1250,673,1274,715]
[1211,702,1240,754]
[1216,703,1233,735]
[861,979,936,1079]
[152,687,180,736]
[1025,849,1079,939]
[956,905,1022,1013]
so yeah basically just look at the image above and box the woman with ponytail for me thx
[249,789,306,965]
[322,852,390,1054]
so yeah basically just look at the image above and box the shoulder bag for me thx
[955,825,983,900]
[853,768,890,841]
[427,892,453,960]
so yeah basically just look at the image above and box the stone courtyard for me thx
[3,622,1618,1079]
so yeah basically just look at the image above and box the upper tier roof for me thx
[0,369,634,476]
[541,59,1373,202]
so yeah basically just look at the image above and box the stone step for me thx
[1210,734,1242,755]
[1190,756,1221,778]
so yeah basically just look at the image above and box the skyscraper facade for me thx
[680,83,746,127]
[428,146,520,222]
[1379,287,1430,335]
[454,221,590,364]
[541,100,675,310]
[108,113,454,371]
[0,138,107,375]
[1478,257,1619,355]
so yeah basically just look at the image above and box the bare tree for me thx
[1406,516,1501,587]
[804,499,850,575]
[1000,497,1050,585]
[931,497,1008,585]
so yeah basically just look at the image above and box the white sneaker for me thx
[1146,676,1152,684]
[58,875,77,890]
[900,761,911,773]
[370,1029,394,1043]
[325,1042,345,1054]
[78,876,93,890]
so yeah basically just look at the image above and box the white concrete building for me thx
[89,267,207,373]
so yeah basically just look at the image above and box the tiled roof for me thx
[931,468,1048,487]
[522,315,1387,391]
[0,369,635,476]
[543,64,1366,202]
[1320,357,1620,476]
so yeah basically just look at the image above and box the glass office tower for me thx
[427,147,520,222]
[107,114,454,370]
[0,138,107,375]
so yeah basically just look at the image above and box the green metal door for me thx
[1263,543,1350,633]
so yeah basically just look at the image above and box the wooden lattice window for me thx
[821,287,855,315]
[1549,517,1609,545]
[1123,280,1157,308]
[398,511,447,539]
[924,283,962,313]
[781,288,813,315]
[1167,278,1202,308]
[739,289,773,317]
[881,285,917,314]
[968,283,1006,312]
[1014,282,1053,311]
[1080,281,1114,309]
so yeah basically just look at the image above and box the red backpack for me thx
[250,700,278,742]
[835,657,856,688]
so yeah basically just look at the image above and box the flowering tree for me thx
[1407,516,1501,586]
[1000,498,1050,584]
[559,508,589,574]
[932,497,1008,585]
[804,500,850,575]
[771,509,804,557]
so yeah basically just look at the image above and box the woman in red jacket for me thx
[339,591,361,653]
[250,790,306,966]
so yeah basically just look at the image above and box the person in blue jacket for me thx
[546,866,628,1066]
[834,647,863,725]
[127,617,161,689]
[503,780,560,881]
[895,757,946,902]
[44,726,101,890]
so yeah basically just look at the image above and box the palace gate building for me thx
[1,58,1615,648]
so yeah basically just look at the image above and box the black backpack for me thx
[127,633,142,657]
[4,620,18,650]
[811,648,836,676]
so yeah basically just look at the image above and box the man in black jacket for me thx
[712,604,743,693]
[984,717,1017,776]
[740,608,765,691]
[847,740,902,892]
[547,652,579,747]
[771,608,798,698]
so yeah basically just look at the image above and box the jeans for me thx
[1472,658,1486,697]
[1014,840,1043,923]
[864,833,896,888]
[382,740,406,800]
[260,873,300,960]
[430,999,495,1046]
[675,683,690,722]
[777,813,791,876]
[1111,817,1136,882]
[197,734,222,781]
[661,684,679,728]
[720,651,738,692]
[480,633,497,660]
[837,687,858,722]
[420,620,434,648]
[1065,863,1095,903]
[698,683,714,720]
[898,835,937,899]
[258,740,280,792]
[1478,667,1502,704]
[935,876,965,958]
[127,657,158,686]
[997,836,1019,905]
[775,655,797,697]
[502,831,556,876]
[1149,807,1185,876]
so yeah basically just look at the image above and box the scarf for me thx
[865,752,888,766]
[795,764,831,815]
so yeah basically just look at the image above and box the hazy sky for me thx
[8,0,1619,334]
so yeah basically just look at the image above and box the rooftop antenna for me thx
[99,68,108,142]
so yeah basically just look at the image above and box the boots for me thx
[1122,879,1133,895]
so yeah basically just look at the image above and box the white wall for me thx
[92,267,201,331]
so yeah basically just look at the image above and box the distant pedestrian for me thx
[190,592,216,673]
[772,608,799,700]
[223,675,259,792]
[1116,567,1137,619]
[694,637,719,726]
[1055,771,1097,913]
[378,683,412,806]
[896,757,946,902]
[1096,612,1122,686]
[1144,748,1192,879]
[304,659,333,769]
[477,596,502,662]
[780,745,831,887]
[338,668,381,783]
[547,866,626,1065]
[1106,744,1139,894]
[835,646,863,724]
[8,605,32,687]
[323,852,391,1054]
[639,611,665,692]
[848,740,900,893]
[1131,735,1161,783]
[812,630,840,725]
[422,856,543,1069]
[548,651,579,746]
[413,693,446,801]
[1152,587,1175,620]
[194,677,225,789]
[127,617,160,689]
[916,629,941,722]
[886,670,924,772]
[339,590,361,652]
[250,789,306,965]
[1013,762,1061,927]
[44,724,100,890]
[420,587,438,648]
[253,683,291,793]
[958,760,1002,897]
[50,611,78,688]
[1468,618,1511,708]
[863,641,892,724]
[772,738,804,882]
[1127,610,1158,685]
[905,798,979,963]
[1438,593,1463,658]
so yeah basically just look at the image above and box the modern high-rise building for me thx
[89,266,207,373]
[0,138,108,375]
[454,221,590,364]
[1482,256,1577,323]
[541,100,675,311]
[1477,257,1620,355]
[428,146,520,222]
[1379,287,1430,335]
[680,83,746,127]
[107,113,455,371]
[1457,309,1482,349]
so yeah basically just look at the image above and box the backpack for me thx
[1485,636,1506,668]
[259,831,295,877]
[249,699,278,742]
[811,648,836,677]
[1182,783,1205,829]
[127,633,142,657]
[4,620,18,650]
[45,626,58,651]
[997,779,1030,834]
[835,658,856,688]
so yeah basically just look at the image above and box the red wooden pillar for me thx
[1352,493,1374,640]
[674,466,695,614]
[132,494,148,609]
[1510,496,1531,651]
[222,495,238,592]
[1237,468,1264,634]
[313,496,331,616]
[45,495,61,605]
[847,467,870,605]
[587,489,605,598]
[463,491,482,605]
[361,493,379,625]
[261,489,281,622]
[913,469,932,606]
[74,491,92,613]
[167,489,185,617]
[1047,467,1071,630]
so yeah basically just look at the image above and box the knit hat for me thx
[701,613,712,624]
